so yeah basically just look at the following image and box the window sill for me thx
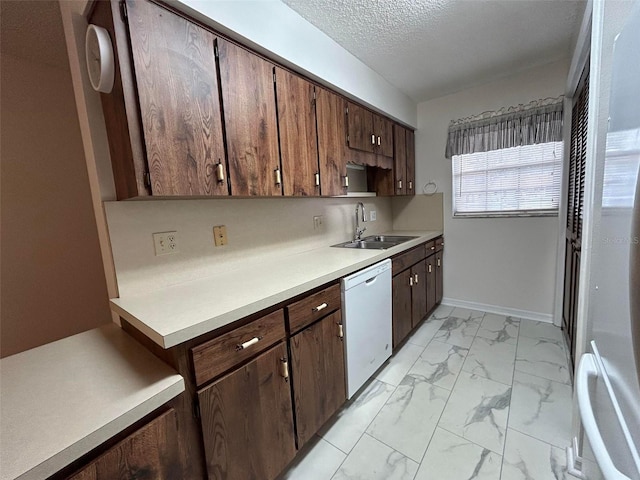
[452,211,559,219]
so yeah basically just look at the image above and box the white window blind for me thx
[452,141,562,217]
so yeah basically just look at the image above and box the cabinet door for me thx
[411,261,427,328]
[392,270,413,348]
[347,102,374,153]
[218,39,282,196]
[393,125,407,195]
[435,251,443,305]
[275,68,320,196]
[426,254,436,314]
[68,409,181,479]
[406,129,416,195]
[374,115,394,157]
[126,0,227,196]
[198,342,296,480]
[290,310,346,447]
[316,87,348,196]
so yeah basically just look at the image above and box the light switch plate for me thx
[313,215,324,230]
[153,231,178,255]
[213,225,228,246]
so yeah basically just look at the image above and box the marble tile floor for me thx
[280,305,574,480]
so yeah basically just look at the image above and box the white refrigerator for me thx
[575,2,640,479]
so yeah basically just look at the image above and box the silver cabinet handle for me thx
[409,277,414,287]
[398,179,403,190]
[312,302,328,312]
[216,163,225,182]
[371,134,376,145]
[338,323,344,339]
[428,264,432,273]
[377,136,381,146]
[315,172,320,186]
[280,357,289,381]
[431,246,435,250]
[414,273,419,284]
[343,175,349,187]
[408,181,413,190]
[437,259,441,267]
[236,336,262,351]
[275,168,282,185]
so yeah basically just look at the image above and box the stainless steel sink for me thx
[332,235,417,250]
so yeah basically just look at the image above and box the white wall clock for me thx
[85,24,115,93]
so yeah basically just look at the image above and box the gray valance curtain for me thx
[444,97,564,158]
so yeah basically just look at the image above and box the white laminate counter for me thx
[110,230,442,348]
[0,324,185,480]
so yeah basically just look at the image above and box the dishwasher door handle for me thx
[365,276,378,285]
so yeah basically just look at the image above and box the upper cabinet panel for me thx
[275,68,319,196]
[405,129,416,195]
[217,39,282,196]
[126,0,228,196]
[393,124,407,195]
[346,102,375,153]
[374,115,393,158]
[316,87,348,196]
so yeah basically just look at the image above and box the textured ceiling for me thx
[1,0,70,69]
[282,0,585,102]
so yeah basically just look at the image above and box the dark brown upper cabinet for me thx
[125,0,228,197]
[346,102,393,158]
[406,129,416,195]
[275,68,320,196]
[392,125,416,196]
[316,87,348,196]
[217,38,282,196]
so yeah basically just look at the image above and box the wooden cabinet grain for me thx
[374,115,394,157]
[275,68,320,196]
[290,310,346,447]
[435,250,443,306]
[67,409,182,480]
[411,260,427,328]
[316,87,348,196]
[218,38,282,196]
[406,129,416,195]
[392,269,413,348]
[197,342,296,480]
[426,253,437,314]
[394,124,407,195]
[346,102,375,153]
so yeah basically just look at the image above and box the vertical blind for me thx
[446,97,564,217]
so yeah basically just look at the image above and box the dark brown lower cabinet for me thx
[290,310,346,447]
[411,260,427,328]
[392,269,413,348]
[197,342,296,480]
[426,254,436,314]
[435,250,443,305]
[67,409,181,480]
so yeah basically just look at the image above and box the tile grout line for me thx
[499,316,522,480]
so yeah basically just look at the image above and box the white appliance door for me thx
[577,3,640,479]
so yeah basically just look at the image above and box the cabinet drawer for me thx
[392,245,426,275]
[435,236,445,252]
[191,309,286,386]
[425,240,436,256]
[287,284,341,333]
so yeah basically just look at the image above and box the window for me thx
[452,141,562,217]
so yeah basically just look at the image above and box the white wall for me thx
[171,0,416,127]
[416,60,569,320]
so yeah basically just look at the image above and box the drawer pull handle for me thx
[440,242,444,246]
[315,172,320,186]
[398,179,403,190]
[377,135,381,146]
[371,134,376,145]
[275,168,282,185]
[408,181,413,190]
[313,302,328,312]
[236,336,262,351]
[280,358,289,381]
[338,323,344,339]
[409,277,414,287]
[428,264,432,273]
[431,246,435,250]
[414,273,419,284]
[437,259,441,267]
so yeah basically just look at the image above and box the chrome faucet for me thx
[354,202,367,240]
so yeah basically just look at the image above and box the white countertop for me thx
[110,230,442,348]
[0,324,185,480]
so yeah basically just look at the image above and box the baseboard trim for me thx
[441,297,553,323]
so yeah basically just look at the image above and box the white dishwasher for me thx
[341,259,392,399]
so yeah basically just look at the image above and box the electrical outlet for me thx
[213,225,228,246]
[313,215,324,230]
[153,231,178,255]
[370,210,377,221]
